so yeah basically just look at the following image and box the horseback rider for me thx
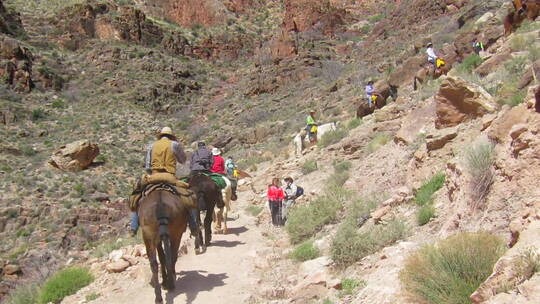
[472,40,484,54]
[190,142,213,175]
[129,127,199,237]
[426,42,439,73]
[225,156,236,177]
[365,80,375,107]
[305,110,318,143]
[210,148,225,175]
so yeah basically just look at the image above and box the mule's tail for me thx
[156,193,174,288]
[413,76,418,91]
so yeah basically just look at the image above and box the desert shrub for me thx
[31,109,46,121]
[514,248,540,285]
[331,218,408,266]
[347,118,362,130]
[510,34,528,51]
[501,89,527,106]
[340,278,366,296]
[301,160,318,174]
[245,205,263,217]
[416,78,441,101]
[504,56,527,76]
[349,194,383,220]
[516,19,540,33]
[414,173,445,206]
[464,139,495,205]
[417,204,435,226]
[368,13,385,23]
[39,267,94,304]
[326,171,350,188]
[286,187,348,244]
[400,232,506,304]
[318,129,348,148]
[290,240,320,262]
[456,54,483,73]
[6,283,40,304]
[51,99,66,109]
[528,44,540,62]
[85,292,100,301]
[365,133,392,154]
[333,160,352,173]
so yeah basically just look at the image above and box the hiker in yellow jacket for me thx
[129,127,198,236]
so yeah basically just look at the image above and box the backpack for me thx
[295,186,304,197]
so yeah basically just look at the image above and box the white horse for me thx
[213,176,233,234]
[293,122,338,157]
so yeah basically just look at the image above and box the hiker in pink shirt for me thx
[267,177,285,226]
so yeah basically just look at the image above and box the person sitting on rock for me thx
[305,110,318,143]
[365,80,376,107]
[210,148,225,175]
[190,141,213,175]
[129,127,198,237]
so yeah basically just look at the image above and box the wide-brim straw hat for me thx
[157,127,177,140]
[212,147,221,155]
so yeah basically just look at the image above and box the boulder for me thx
[426,126,458,151]
[3,264,21,275]
[298,256,332,278]
[371,206,392,224]
[475,51,512,76]
[394,99,436,145]
[106,260,130,273]
[487,105,529,143]
[517,60,540,90]
[475,12,494,25]
[49,140,99,171]
[434,76,498,128]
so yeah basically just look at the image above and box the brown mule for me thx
[356,82,398,118]
[138,189,190,304]
[413,58,452,91]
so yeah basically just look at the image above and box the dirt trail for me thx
[87,190,266,304]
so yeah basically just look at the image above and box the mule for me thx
[413,58,453,90]
[505,0,540,36]
[187,173,224,253]
[356,82,398,119]
[138,189,190,303]
[213,176,233,234]
[293,122,338,157]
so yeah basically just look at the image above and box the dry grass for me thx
[464,139,495,207]
[400,232,506,304]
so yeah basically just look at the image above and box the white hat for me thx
[212,147,221,155]
[157,127,176,140]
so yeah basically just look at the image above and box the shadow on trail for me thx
[211,240,245,248]
[226,226,248,236]
[166,270,228,304]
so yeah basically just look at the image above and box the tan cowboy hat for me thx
[212,147,221,155]
[309,109,316,113]
[157,127,176,140]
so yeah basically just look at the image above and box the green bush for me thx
[286,187,348,244]
[318,129,348,148]
[301,160,318,174]
[501,89,527,107]
[504,56,527,76]
[341,278,366,296]
[85,292,100,301]
[31,109,47,121]
[417,204,435,226]
[400,232,506,304]
[51,99,66,109]
[347,118,362,130]
[456,54,483,73]
[39,267,94,304]
[414,173,445,206]
[326,171,350,188]
[290,240,320,262]
[368,13,385,23]
[464,139,495,204]
[333,160,352,173]
[6,283,40,304]
[331,218,408,266]
[366,133,392,154]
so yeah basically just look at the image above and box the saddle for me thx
[128,173,197,211]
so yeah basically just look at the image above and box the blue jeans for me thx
[130,212,139,232]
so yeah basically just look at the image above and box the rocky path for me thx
[65,189,268,304]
